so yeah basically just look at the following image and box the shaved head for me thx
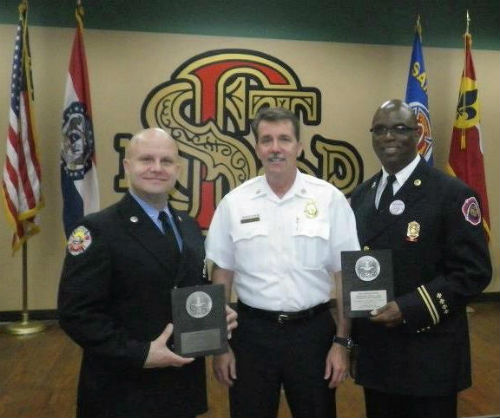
[123,127,181,208]
[371,99,419,174]
[372,99,417,127]
[126,128,178,160]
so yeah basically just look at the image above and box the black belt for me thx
[237,301,331,324]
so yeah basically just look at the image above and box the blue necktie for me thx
[158,211,180,256]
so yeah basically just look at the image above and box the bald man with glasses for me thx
[349,99,491,418]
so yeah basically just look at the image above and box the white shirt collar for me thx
[259,170,310,201]
[381,154,421,189]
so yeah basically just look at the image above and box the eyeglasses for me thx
[369,125,417,136]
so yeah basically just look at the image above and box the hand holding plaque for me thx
[341,249,394,318]
[171,284,228,357]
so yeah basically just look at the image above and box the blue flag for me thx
[405,17,433,164]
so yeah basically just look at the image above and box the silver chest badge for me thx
[389,200,405,215]
[186,291,213,318]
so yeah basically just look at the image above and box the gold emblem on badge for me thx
[414,179,422,186]
[406,221,420,242]
[304,200,318,218]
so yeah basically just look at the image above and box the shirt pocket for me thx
[292,220,330,270]
[231,223,269,272]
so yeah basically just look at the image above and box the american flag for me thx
[2,2,43,253]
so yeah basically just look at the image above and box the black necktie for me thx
[378,174,396,212]
[158,211,180,256]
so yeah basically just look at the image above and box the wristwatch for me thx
[332,335,354,350]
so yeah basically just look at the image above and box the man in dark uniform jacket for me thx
[350,100,491,418]
[58,128,236,418]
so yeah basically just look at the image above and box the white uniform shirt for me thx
[205,171,360,311]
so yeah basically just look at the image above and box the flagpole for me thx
[3,242,46,335]
[463,10,475,315]
[1,0,45,335]
[460,11,470,149]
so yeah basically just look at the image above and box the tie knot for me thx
[386,174,396,186]
[158,210,167,222]
[158,210,171,233]
[378,174,396,212]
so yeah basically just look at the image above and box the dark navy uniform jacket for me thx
[58,193,207,418]
[350,158,491,396]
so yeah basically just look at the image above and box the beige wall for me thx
[0,25,498,311]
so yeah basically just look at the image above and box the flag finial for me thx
[18,0,28,14]
[416,14,422,37]
[466,10,470,34]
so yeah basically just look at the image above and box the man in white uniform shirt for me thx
[205,107,360,418]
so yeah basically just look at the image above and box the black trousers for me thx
[229,307,336,418]
[364,387,458,418]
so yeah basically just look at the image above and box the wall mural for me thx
[114,49,364,230]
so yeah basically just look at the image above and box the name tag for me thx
[240,214,260,224]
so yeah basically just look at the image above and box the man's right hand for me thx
[144,323,195,368]
[213,346,237,386]
[370,301,404,328]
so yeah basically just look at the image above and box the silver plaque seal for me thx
[355,256,380,282]
[186,291,213,318]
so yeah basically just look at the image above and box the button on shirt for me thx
[205,171,360,311]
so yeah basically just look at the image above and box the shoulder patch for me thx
[462,197,481,226]
[67,225,92,255]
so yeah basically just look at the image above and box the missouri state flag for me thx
[61,3,99,238]
[405,16,433,164]
[2,1,43,252]
[447,32,490,239]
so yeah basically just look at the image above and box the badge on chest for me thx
[406,221,420,242]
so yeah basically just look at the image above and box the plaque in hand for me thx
[171,284,228,357]
[341,249,394,318]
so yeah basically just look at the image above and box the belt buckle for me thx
[278,313,288,324]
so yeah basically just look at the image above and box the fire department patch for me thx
[461,197,481,226]
[67,225,92,255]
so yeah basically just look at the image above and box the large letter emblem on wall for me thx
[114,49,363,230]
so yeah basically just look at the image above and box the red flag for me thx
[447,32,490,239]
[61,2,99,237]
[1,1,43,253]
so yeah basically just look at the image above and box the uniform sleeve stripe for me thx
[417,285,440,325]
[420,285,441,324]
